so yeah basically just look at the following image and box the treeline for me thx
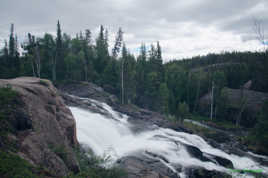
[0,22,268,125]
[0,22,166,113]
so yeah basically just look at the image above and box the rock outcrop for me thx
[200,87,268,114]
[117,155,179,178]
[199,87,268,127]
[0,77,79,177]
[59,81,191,134]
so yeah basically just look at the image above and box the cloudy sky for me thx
[0,0,268,61]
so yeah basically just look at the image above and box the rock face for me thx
[117,155,179,178]
[58,81,119,105]
[199,87,268,127]
[0,77,79,177]
[200,87,268,114]
[59,82,191,134]
[185,167,231,178]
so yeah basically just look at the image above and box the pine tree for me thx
[158,83,169,114]
[55,20,64,81]
[9,24,15,58]
[120,43,127,104]
[85,29,92,45]
[145,42,164,110]
[136,43,147,106]
[112,28,123,58]
[95,25,109,75]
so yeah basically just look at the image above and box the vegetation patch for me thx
[244,101,268,155]
[0,151,53,178]
[189,115,242,131]
[39,79,50,87]
[49,144,68,164]
[0,87,21,151]
[66,146,126,178]
[0,151,36,178]
[182,121,231,143]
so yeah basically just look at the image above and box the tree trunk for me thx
[236,88,248,126]
[34,46,41,78]
[210,81,214,120]
[52,55,56,81]
[31,56,36,77]
[121,59,124,105]
[193,73,201,113]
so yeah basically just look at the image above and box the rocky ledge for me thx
[0,77,79,177]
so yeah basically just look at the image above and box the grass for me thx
[183,121,216,136]
[183,121,232,143]
[189,115,241,130]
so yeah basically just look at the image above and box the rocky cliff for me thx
[0,77,79,177]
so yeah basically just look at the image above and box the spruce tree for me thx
[112,28,123,58]
[9,24,15,58]
[55,20,64,81]
[95,25,109,75]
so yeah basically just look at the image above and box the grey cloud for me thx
[0,0,267,58]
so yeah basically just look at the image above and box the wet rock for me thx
[117,155,180,178]
[59,81,192,134]
[184,144,234,169]
[204,153,234,169]
[185,144,210,162]
[185,167,232,178]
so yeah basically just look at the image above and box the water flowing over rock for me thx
[0,77,79,177]
[57,81,268,178]
[69,97,268,178]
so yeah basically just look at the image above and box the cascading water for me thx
[69,98,268,178]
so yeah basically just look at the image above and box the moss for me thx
[0,151,53,178]
[51,145,68,163]
[39,79,50,87]
[0,87,21,151]
[0,151,37,178]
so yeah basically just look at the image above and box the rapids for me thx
[69,98,268,177]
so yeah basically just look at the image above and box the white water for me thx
[69,99,268,177]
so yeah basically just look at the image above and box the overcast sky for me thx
[1,0,268,61]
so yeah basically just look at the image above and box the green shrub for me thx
[247,100,268,155]
[66,147,126,178]
[0,151,36,178]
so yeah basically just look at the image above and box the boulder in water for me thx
[117,155,180,178]
[186,167,232,178]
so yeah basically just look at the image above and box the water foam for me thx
[69,99,268,177]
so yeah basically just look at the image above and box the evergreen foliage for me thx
[0,22,268,131]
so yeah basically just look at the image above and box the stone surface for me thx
[117,155,179,178]
[0,77,79,177]
[199,87,268,114]
[185,167,232,178]
[59,81,192,134]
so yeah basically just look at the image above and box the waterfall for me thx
[69,98,268,177]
